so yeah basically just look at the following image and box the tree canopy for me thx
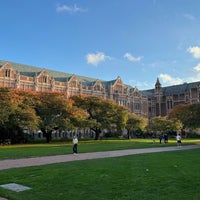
[0,88,39,143]
[148,116,183,135]
[1,88,199,144]
[71,95,128,139]
[168,103,200,130]
[125,113,147,139]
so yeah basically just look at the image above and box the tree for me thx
[0,88,23,126]
[148,116,183,135]
[14,90,39,131]
[35,92,73,143]
[126,113,139,139]
[0,88,39,143]
[114,105,128,134]
[126,113,147,139]
[71,95,128,140]
[187,103,200,129]
[0,88,17,143]
[168,103,200,131]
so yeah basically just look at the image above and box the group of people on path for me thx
[153,133,182,147]
[158,134,168,144]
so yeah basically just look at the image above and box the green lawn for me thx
[0,148,199,200]
[0,138,200,160]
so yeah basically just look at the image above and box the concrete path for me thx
[0,144,199,171]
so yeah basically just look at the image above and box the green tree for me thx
[168,103,200,131]
[126,113,147,139]
[0,88,16,126]
[187,103,200,129]
[35,92,73,143]
[71,95,128,140]
[148,116,183,135]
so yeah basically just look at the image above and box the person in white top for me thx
[176,134,182,147]
[72,136,78,154]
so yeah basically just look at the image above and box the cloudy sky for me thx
[1,0,200,90]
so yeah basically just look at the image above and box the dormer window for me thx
[5,69,11,77]
[42,76,47,83]
[71,81,76,87]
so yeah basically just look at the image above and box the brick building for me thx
[0,60,200,119]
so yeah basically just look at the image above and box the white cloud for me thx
[124,52,142,62]
[187,74,200,82]
[187,46,200,59]
[159,74,183,85]
[194,63,200,71]
[56,4,87,13]
[129,80,154,90]
[86,52,111,66]
[184,14,196,21]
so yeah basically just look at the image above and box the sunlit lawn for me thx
[0,148,199,200]
[0,138,200,160]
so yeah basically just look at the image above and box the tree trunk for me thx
[46,131,52,143]
[41,129,52,143]
[93,127,101,140]
[127,129,130,139]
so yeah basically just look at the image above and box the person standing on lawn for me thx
[72,135,78,154]
[176,133,182,148]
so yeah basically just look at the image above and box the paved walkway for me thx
[0,144,199,171]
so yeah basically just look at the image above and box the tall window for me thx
[42,76,47,83]
[5,69,11,77]
[167,99,172,109]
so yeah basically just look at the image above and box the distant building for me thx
[143,78,200,118]
[0,60,200,119]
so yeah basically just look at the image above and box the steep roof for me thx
[164,82,200,95]
[2,60,198,96]
[141,89,154,98]
[0,60,101,87]
[142,81,200,97]
[0,60,135,90]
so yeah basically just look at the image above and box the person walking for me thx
[176,133,182,148]
[164,134,168,144]
[159,134,163,144]
[72,135,78,154]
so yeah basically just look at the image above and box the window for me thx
[5,69,11,77]
[42,76,47,83]
[167,99,172,109]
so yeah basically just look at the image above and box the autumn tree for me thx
[35,92,73,143]
[168,103,200,131]
[14,90,39,131]
[71,95,128,140]
[0,88,17,143]
[0,88,39,143]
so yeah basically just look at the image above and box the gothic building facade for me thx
[0,60,200,119]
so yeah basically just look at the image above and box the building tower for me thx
[154,78,162,116]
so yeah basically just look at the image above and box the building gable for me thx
[93,80,104,91]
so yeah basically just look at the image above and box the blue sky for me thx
[1,0,200,90]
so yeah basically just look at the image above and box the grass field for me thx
[0,139,200,200]
[0,138,200,160]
